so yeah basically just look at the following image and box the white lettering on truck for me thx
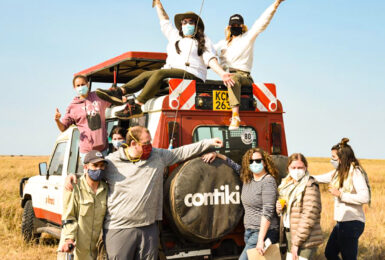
[184,185,240,207]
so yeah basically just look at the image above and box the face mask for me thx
[75,85,88,96]
[289,169,306,181]
[112,140,125,149]
[249,161,264,174]
[140,143,153,160]
[230,26,243,36]
[87,169,104,181]
[182,24,196,36]
[330,159,339,169]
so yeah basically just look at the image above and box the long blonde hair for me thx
[225,24,248,44]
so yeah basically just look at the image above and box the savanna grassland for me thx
[0,156,384,259]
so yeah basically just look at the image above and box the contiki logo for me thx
[184,185,241,207]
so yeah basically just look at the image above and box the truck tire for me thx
[271,154,289,183]
[164,157,243,243]
[21,200,39,242]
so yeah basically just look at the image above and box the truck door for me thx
[35,141,67,225]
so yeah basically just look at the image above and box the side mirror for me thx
[39,162,48,177]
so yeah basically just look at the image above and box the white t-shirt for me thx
[215,2,279,72]
[160,19,216,81]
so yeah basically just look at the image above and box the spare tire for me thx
[271,155,289,183]
[164,157,243,243]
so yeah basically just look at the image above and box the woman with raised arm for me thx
[215,0,285,130]
[313,138,371,260]
[276,153,323,260]
[96,0,234,119]
[202,148,279,259]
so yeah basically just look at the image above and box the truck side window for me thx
[48,142,67,176]
[193,126,258,164]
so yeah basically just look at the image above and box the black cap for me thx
[229,14,244,26]
[83,150,108,164]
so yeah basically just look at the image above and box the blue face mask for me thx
[75,85,88,96]
[182,24,196,36]
[87,169,104,181]
[249,162,264,174]
[112,140,125,149]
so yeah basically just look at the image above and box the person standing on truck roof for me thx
[202,148,280,259]
[65,125,223,260]
[215,0,285,130]
[54,75,111,161]
[58,150,108,260]
[276,153,323,260]
[95,0,234,120]
[312,138,371,260]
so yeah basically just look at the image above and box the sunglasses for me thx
[181,20,196,25]
[249,159,263,164]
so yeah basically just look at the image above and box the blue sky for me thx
[0,0,384,159]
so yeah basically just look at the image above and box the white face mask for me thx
[112,140,125,149]
[330,159,339,169]
[289,169,306,181]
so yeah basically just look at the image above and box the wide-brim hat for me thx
[174,11,205,31]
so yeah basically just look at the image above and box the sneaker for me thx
[96,84,124,105]
[115,103,143,120]
[228,116,240,131]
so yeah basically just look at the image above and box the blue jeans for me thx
[325,220,365,260]
[239,228,279,260]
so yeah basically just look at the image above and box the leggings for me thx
[121,68,201,103]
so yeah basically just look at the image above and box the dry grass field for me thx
[0,156,384,259]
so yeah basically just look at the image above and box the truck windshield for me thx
[193,126,258,164]
[48,142,67,176]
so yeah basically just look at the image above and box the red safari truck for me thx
[21,51,288,259]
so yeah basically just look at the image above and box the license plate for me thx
[213,90,231,111]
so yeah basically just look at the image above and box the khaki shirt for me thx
[60,175,108,260]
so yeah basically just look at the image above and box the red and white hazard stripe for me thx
[252,83,277,112]
[168,79,196,110]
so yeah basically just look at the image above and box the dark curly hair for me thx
[175,23,206,56]
[240,147,278,184]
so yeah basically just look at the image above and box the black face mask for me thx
[230,26,243,36]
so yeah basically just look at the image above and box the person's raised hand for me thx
[65,174,77,191]
[152,0,161,7]
[55,108,61,121]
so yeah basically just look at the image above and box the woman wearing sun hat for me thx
[96,0,234,119]
[215,0,285,130]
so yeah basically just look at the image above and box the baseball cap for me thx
[229,14,244,26]
[83,150,108,164]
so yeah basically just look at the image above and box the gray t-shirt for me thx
[241,174,279,230]
[103,139,212,230]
